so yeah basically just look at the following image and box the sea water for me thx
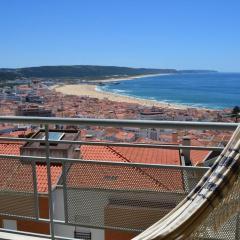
[99,72,240,109]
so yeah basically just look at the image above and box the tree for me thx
[231,106,240,123]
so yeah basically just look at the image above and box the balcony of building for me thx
[0,116,238,240]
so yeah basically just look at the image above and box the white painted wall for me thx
[54,188,104,240]
[3,220,17,230]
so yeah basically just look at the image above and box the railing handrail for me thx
[0,116,238,130]
[0,154,209,170]
[0,136,224,151]
[0,116,238,240]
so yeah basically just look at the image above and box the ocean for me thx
[98,72,240,109]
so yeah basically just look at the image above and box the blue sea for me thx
[98,73,240,109]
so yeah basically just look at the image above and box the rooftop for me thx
[0,116,237,240]
[21,129,80,151]
[0,142,62,193]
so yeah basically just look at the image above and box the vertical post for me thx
[62,161,69,223]
[236,213,240,239]
[179,148,190,193]
[172,131,178,142]
[32,160,39,220]
[182,136,191,166]
[45,124,55,240]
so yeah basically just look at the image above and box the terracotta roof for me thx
[0,143,21,155]
[115,131,135,140]
[67,145,183,192]
[0,159,34,193]
[0,143,62,193]
[7,129,33,137]
[189,139,210,165]
[110,146,180,165]
[80,145,180,165]
[80,145,124,162]
[191,150,210,165]
[36,164,62,193]
[67,162,183,192]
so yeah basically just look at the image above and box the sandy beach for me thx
[85,73,170,83]
[54,83,187,109]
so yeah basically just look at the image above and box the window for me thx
[74,231,91,240]
[40,132,65,146]
[41,132,65,141]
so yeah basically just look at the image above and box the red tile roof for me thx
[66,162,184,192]
[110,146,180,165]
[190,139,210,165]
[80,145,180,165]
[66,145,183,192]
[0,158,34,193]
[80,145,124,162]
[0,143,21,155]
[36,164,62,193]
[0,143,62,193]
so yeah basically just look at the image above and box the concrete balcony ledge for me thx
[0,231,49,240]
[0,229,78,240]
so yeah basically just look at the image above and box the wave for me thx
[111,89,130,94]
[96,72,240,109]
[99,86,224,109]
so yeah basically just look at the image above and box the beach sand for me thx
[85,73,170,83]
[54,83,187,110]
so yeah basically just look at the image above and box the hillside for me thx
[0,65,177,81]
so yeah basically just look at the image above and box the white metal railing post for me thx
[45,124,55,240]
[236,213,240,239]
[31,160,39,219]
[62,162,69,223]
[182,136,191,165]
[0,116,238,240]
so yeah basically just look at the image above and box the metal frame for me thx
[0,116,237,129]
[0,154,210,170]
[0,116,238,240]
[32,160,40,219]
[45,124,55,240]
[62,161,69,224]
[0,136,225,151]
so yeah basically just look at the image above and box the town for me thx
[0,79,235,151]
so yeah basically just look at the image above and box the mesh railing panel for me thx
[132,127,240,240]
[65,162,207,231]
[190,174,240,240]
[0,157,36,218]
[189,128,240,239]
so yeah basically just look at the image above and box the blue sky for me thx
[1,0,240,71]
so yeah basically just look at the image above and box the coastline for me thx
[87,73,171,83]
[54,83,188,110]
[52,73,220,111]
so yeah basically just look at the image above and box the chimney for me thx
[172,132,178,142]
[182,136,191,166]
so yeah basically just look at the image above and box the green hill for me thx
[0,65,177,81]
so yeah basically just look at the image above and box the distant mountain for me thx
[0,71,19,81]
[0,65,177,81]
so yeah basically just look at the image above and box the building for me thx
[0,129,80,236]
[0,129,218,240]
[146,128,161,141]
[0,141,61,235]
[16,104,54,117]
[140,110,166,120]
[20,129,80,159]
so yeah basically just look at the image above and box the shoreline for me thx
[52,73,215,110]
[87,73,171,83]
[54,83,193,110]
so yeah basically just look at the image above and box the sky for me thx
[1,0,240,72]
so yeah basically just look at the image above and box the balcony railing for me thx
[0,116,238,240]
